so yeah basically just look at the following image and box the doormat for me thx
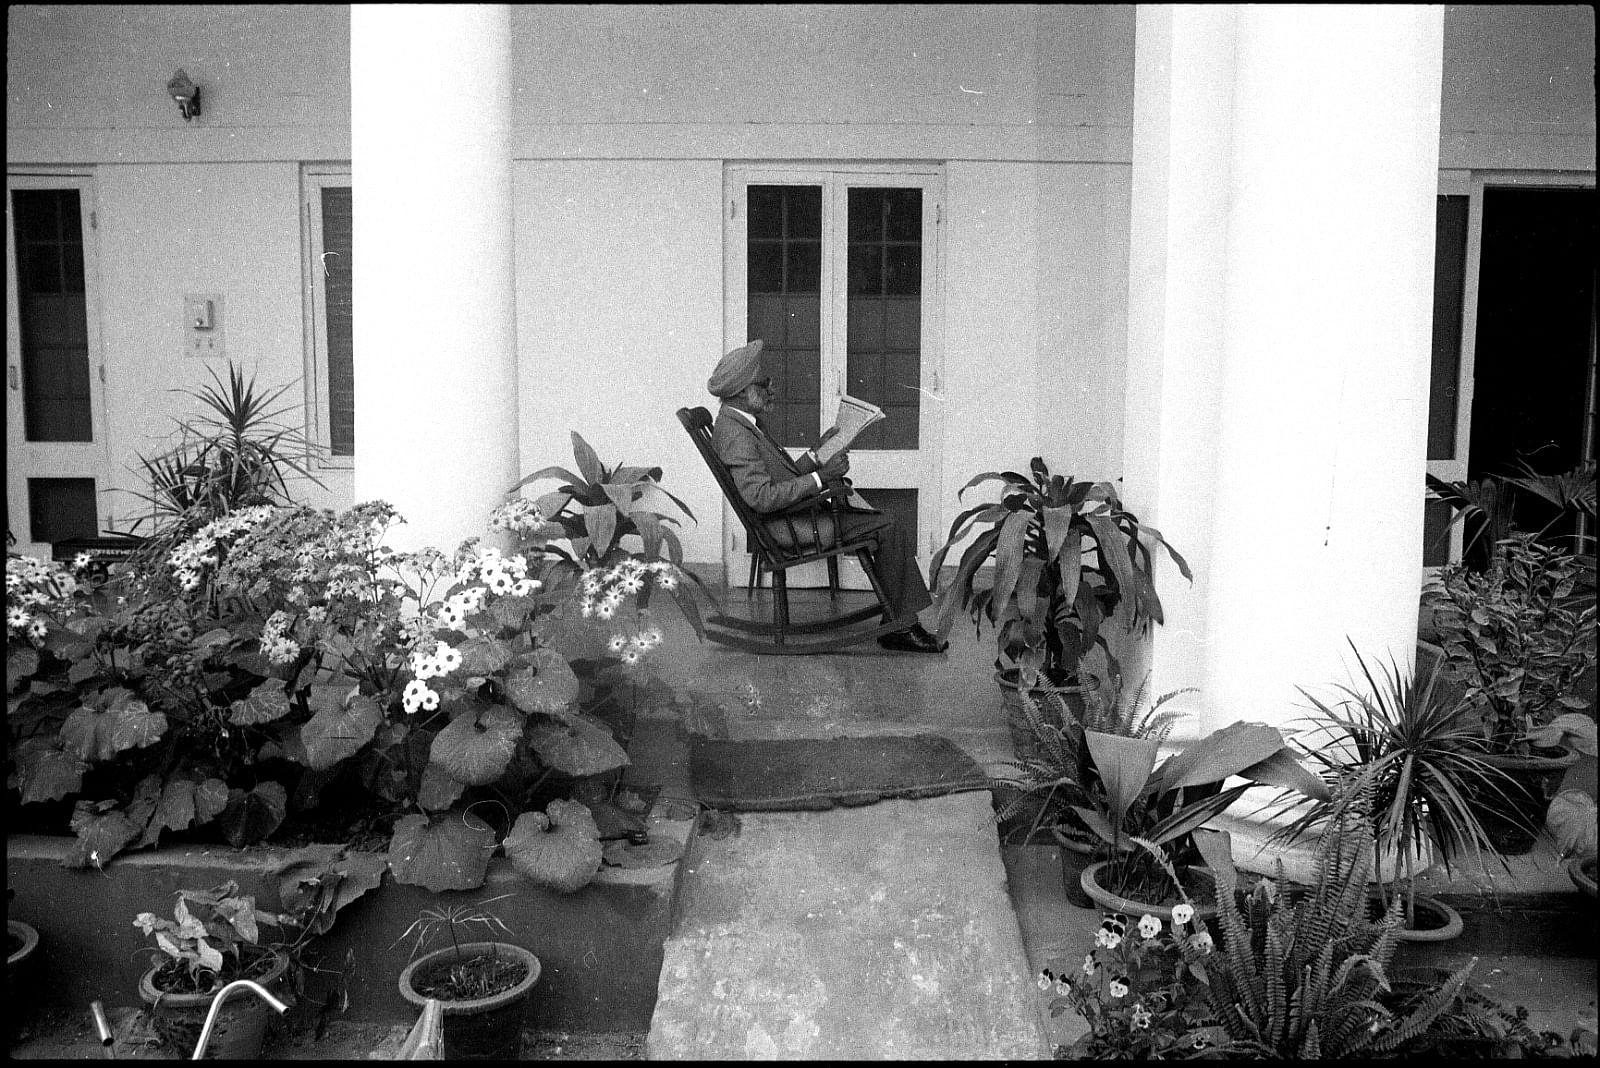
[689,734,993,812]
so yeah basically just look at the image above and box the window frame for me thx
[301,165,354,469]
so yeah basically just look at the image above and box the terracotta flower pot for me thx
[138,947,289,1059]
[995,669,1098,764]
[1079,860,1219,924]
[1050,827,1103,910]
[7,919,41,1043]
[397,941,541,1060]
[1382,891,1465,969]
[1570,855,1598,898]
[1472,744,1581,855]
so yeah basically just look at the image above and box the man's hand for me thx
[819,452,850,481]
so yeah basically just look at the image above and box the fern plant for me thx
[1180,814,1478,1058]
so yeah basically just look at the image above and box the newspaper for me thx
[815,394,886,463]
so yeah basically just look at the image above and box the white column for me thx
[351,5,520,554]
[1124,5,1445,735]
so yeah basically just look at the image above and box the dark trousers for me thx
[834,510,932,624]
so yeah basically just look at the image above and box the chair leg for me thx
[772,569,789,644]
[747,553,761,595]
[826,556,840,600]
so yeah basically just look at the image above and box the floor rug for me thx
[689,734,993,811]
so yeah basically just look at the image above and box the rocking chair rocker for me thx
[677,406,905,654]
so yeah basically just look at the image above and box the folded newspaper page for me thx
[815,394,886,463]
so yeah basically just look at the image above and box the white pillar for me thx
[1124,5,1445,735]
[351,5,520,554]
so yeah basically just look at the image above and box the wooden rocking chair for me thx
[677,406,905,654]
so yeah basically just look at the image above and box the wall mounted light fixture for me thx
[166,69,201,121]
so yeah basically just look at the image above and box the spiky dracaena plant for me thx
[1176,813,1478,1059]
[993,674,1191,841]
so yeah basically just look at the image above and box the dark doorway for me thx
[1468,186,1597,544]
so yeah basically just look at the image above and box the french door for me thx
[723,165,945,589]
[6,173,112,560]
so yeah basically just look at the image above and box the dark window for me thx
[845,188,921,451]
[28,478,98,545]
[746,185,822,447]
[1427,195,1469,461]
[854,488,918,551]
[320,187,355,456]
[12,189,92,442]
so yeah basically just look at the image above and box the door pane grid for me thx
[747,185,822,447]
[846,188,921,451]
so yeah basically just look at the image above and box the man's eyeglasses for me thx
[752,377,774,393]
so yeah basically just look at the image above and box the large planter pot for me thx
[1050,828,1104,909]
[138,947,289,1059]
[1570,855,1598,898]
[7,919,41,1043]
[1383,891,1465,969]
[1080,860,1219,924]
[1472,744,1581,855]
[397,941,541,1060]
[995,669,1098,764]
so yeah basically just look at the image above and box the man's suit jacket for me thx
[710,405,821,514]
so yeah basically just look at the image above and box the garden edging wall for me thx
[6,805,696,1033]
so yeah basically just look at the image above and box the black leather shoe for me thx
[877,623,948,654]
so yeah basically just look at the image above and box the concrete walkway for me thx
[646,792,1050,1060]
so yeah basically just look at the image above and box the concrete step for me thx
[646,792,1050,1060]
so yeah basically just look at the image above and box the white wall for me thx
[93,162,348,526]
[512,160,726,564]
[1441,4,1596,171]
[5,4,1591,564]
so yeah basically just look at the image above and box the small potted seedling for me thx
[393,894,541,1060]
[133,881,288,1058]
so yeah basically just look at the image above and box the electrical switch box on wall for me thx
[184,294,225,357]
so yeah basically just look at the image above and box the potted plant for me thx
[1547,786,1597,898]
[7,890,41,1045]
[394,895,541,1060]
[1425,533,1597,853]
[995,674,1189,906]
[1068,718,1328,920]
[133,880,289,1059]
[928,458,1191,749]
[1174,818,1479,1059]
[1272,647,1507,950]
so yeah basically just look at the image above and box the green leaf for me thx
[527,714,630,777]
[584,503,618,558]
[989,509,1034,619]
[109,694,167,751]
[140,776,220,847]
[503,800,603,893]
[504,649,579,715]
[429,706,524,786]
[7,647,40,692]
[63,803,141,869]
[571,431,603,485]
[15,738,86,804]
[1084,731,1160,834]
[417,762,467,811]
[505,466,584,494]
[229,684,292,725]
[60,707,119,761]
[300,693,383,770]
[457,636,513,676]
[217,782,287,847]
[387,811,496,891]
[602,836,685,869]
[1155,721,1290,793]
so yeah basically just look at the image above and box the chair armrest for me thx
[765,485,847,519]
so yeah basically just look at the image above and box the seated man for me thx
[707,340,947,654]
